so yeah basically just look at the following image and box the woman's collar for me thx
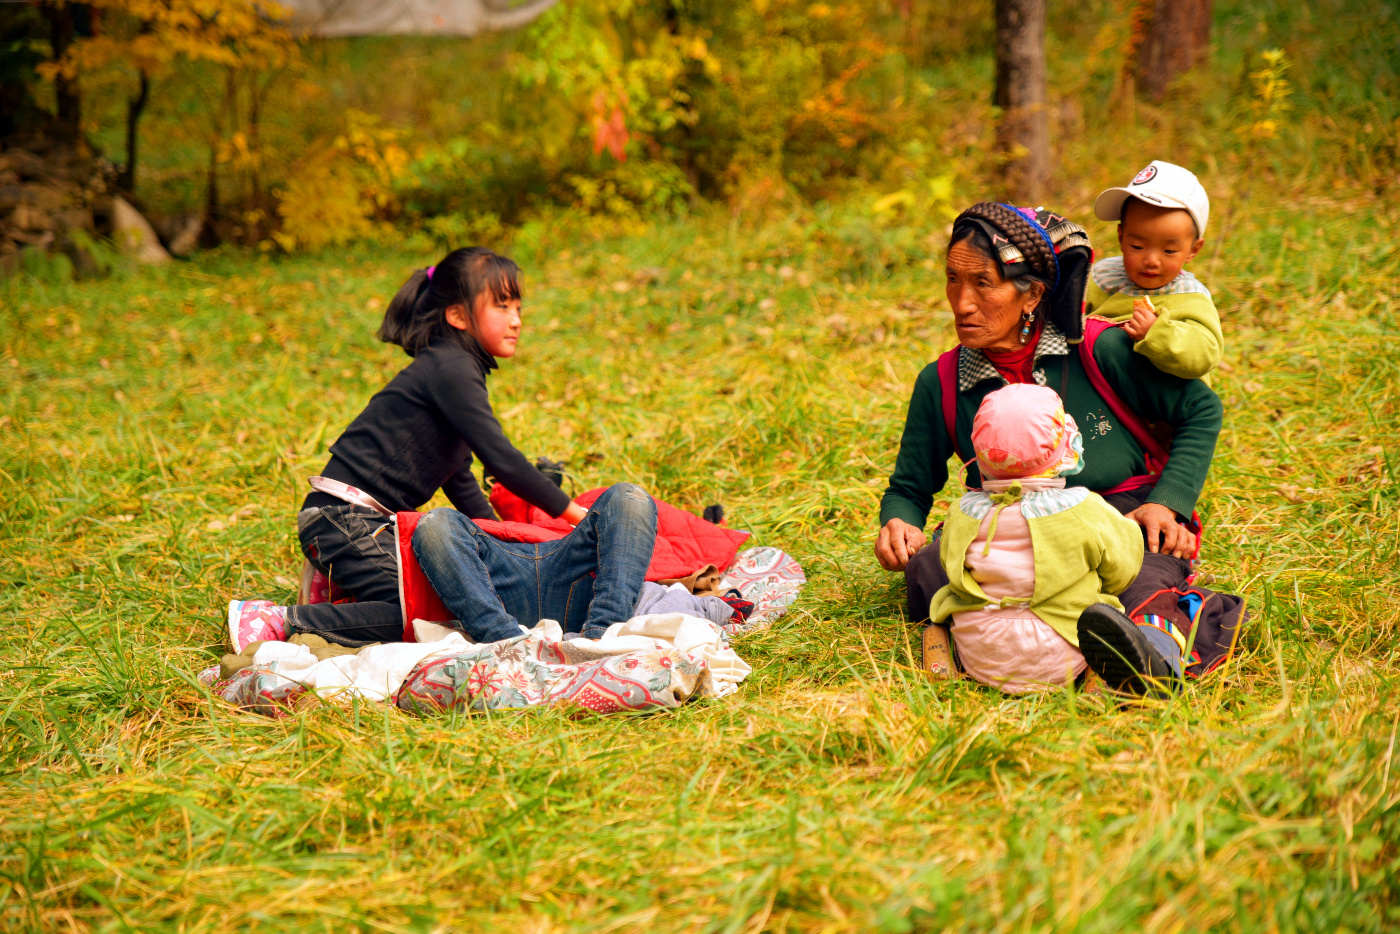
[957,320,1069,392]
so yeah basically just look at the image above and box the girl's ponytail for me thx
[377,268,433,354]
[375,248,521,357]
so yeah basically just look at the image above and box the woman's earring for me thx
[1018,311,1035,344]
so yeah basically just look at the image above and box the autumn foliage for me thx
[8,0,1398,253]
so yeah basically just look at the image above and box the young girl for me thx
[229,247,594,650]
[926,383,1152,693]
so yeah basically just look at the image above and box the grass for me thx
[2,168,1399,930]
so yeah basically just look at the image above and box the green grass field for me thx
[2,182,1399,930]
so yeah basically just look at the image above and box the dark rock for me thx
[0,141,116,278]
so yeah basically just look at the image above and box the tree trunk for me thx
[201,67,236,247]
[994,0,1048,203]
[39,1,81,141]
[1133,0,1213,102]
[117,71,149,194]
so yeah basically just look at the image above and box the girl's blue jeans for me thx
[411,483,658,643]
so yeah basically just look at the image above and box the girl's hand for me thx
[1126,503,1196,558]
[875,517,928,572]
[561,502,588,526]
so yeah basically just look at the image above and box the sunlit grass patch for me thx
[1,186,1398,930]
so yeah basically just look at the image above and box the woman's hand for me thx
[1126,503,1196,558]
[875,517,928,572]
[561,502,588,526]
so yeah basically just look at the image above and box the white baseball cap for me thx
[1094,160,1209,238]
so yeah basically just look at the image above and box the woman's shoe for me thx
[228,599,288,653]
[1077,603,1180,698]
[921,622,958,680]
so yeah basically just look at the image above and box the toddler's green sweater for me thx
[930,488,1146,645]
[1085,255,1223,381]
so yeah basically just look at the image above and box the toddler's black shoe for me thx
[1078,603,1181,699]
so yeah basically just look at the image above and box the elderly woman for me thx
[876,203,1244,693]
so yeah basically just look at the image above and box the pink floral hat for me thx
[971,384,1085,480]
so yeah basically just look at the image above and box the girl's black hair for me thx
[378,247,522,357]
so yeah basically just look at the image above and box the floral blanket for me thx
[719,546,806,635]
[199,547,803,719]
[200,614,751,719]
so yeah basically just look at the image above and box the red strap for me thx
[1077,318,1171,474]
[936,348,965,463]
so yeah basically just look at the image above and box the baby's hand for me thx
[1124,296,1158,342]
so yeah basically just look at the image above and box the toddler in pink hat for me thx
[926,384,1146,693]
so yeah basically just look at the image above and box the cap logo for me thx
[1132,165,1157,185]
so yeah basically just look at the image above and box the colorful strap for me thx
[1076,318,1172,472]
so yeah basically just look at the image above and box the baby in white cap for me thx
[1088,160,1223,381]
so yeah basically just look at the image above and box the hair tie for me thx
[425,265,436,280]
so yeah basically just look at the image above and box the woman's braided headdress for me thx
[955,203,1060,287]
[951,202,1095,341]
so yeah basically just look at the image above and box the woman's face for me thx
[944,240,1044,353]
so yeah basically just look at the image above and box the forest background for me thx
[3,0,1400,930]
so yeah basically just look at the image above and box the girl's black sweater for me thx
[303,335,572,519]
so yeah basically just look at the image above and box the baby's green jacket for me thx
[929,486,1146,647]
[1085,256,1223,381]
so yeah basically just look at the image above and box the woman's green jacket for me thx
[879,323,1223,529]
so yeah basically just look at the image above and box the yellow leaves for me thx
[1239,48,1292,142]
[36,0,298,86]
[222,132,261,173]
[274,160,374,252]
[1243,120,1281,141]
[871,190,915,216]
[274,111,409,252]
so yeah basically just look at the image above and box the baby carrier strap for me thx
[1077,318,1171,477]
[1079,318,1202,559]
[935,348,966,463]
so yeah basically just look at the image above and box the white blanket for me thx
[250,612,751,704]
[248,633,472,702]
